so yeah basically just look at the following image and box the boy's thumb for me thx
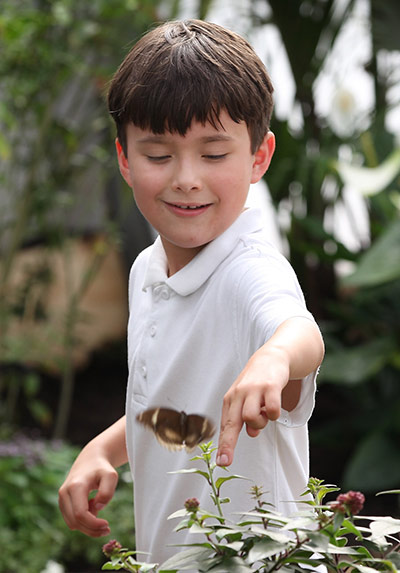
[91,471,119,514]
[88,497,107,516]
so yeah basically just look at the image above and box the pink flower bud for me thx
[330,491,365,515]
[102,539,122,557]
[184,497,200,512]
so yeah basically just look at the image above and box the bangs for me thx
[122,69,246,136]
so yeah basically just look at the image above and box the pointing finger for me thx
[216,395,243,467]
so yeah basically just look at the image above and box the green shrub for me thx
[0,433,134,573]
[102,443,400,573]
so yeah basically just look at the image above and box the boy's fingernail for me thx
[95,503,106,511]
[217,454,229,466]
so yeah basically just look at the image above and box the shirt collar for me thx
[142,208,263,296]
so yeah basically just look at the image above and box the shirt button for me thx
[160,286,170,300]
[150,325,157,337]
[141,366,147,378]
[153,284,170,301]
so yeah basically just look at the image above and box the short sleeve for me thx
[277,370,318,427]
[230,244,318,427]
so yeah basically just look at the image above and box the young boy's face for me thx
[117,110,275,275]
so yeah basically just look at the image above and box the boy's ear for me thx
[116,138,133,188]
[251,131,276,184]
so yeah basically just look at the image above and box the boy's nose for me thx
[171,160,202,193]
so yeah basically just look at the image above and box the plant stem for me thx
[206,456,224,519]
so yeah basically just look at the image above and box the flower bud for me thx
[102,539,122,557]
[184,497,200,512]
[330,491,365,515]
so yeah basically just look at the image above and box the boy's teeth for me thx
[180,205,200,209]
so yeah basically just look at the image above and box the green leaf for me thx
[304,478,340,504]
[248,538,290,562]
[376,489,400,496]
[159,546,213,571]
[387,551,400,567]
[202,556,253,572]
[369,517,400,538]
[284,554,325,568]
[303,531,329,552]
[282,515,319,531]
[168,468,210,481]
[189,522,213,535]
[318,337,396,385]
[249,526,291,544]
[326,543,359,555]
[102,563,123,570]
[138,564,158,572]
[168,509,187,520]
[332,511,346,532]
[341,220,400,287]
[354,545,374,559]
[347,566,380,573]
[215,474,248,489]
[216,540,243,552]
[343,433,400,491]
[340,518,363,539]
[215,528,243,542]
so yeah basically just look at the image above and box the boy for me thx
[58,19,324,565]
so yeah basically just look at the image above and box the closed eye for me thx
[203,154,228,160]
[146,155,171,162]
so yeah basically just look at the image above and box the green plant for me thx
[102,442,400,572]
[0,433,134,573]
[315,146,400,493]
[0,0,166,438]
[249,0,400,496]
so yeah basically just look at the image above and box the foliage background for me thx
[1,0,400,571]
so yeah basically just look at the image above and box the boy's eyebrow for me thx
[200,135,233,143]
[135,135,169,144]
[135,134,234,144]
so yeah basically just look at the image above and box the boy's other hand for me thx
[58,455,119,537]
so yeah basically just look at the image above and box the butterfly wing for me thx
[136,407,216,452]
[136,407,186,451]
[184,414,216,451]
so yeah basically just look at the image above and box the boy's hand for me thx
[58,451,119,537]
[216,347,289,467]
[216,317,324,467]
[58,416,127,537]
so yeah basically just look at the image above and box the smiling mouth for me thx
[167,202,212,210]
[177,205,206,210]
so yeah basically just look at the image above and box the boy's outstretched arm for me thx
[216,317,324,467]
[58,415,128,537]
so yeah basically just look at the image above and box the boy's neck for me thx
[162,239,206,276]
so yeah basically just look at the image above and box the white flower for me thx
[329,88,358,137]
[41,560,65,573]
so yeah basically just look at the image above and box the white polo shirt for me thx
[125,208,318,565]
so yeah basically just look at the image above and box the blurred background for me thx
[1,0,400,571]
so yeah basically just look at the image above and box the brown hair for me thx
[108,19,274,155]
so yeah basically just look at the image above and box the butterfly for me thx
[136,407,216,452]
